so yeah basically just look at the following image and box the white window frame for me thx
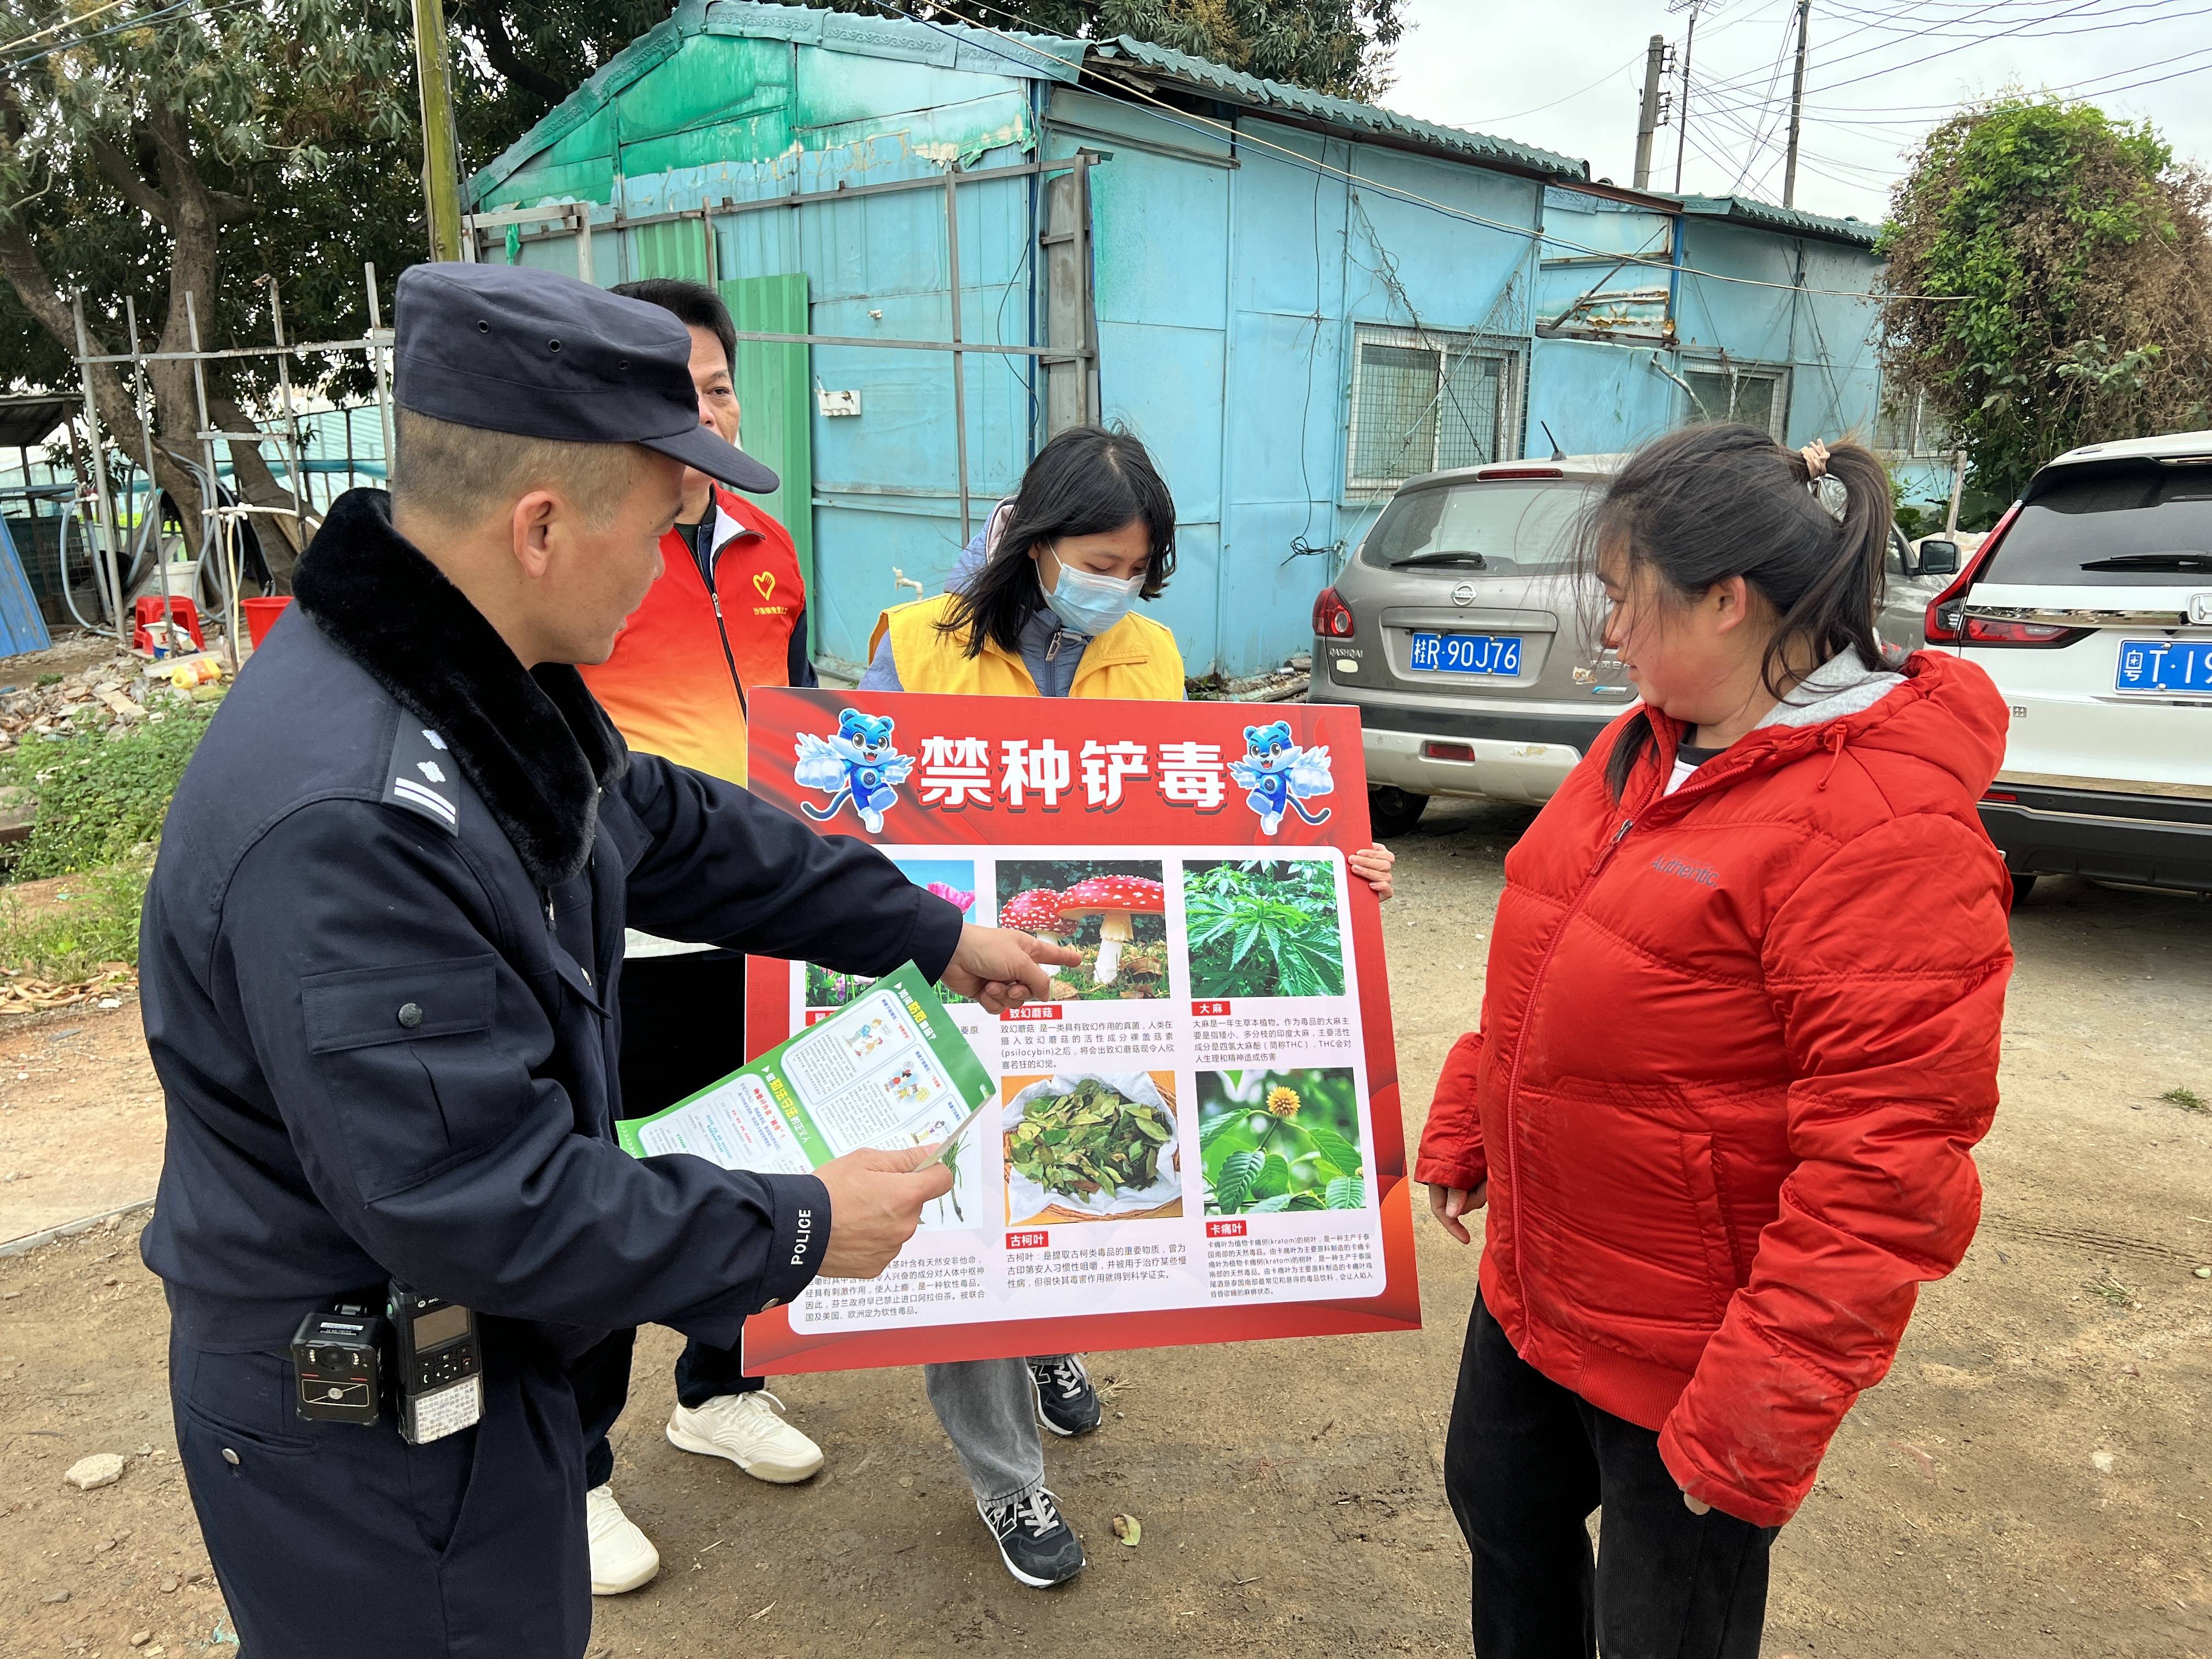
[1344,323,1523,495]
[1679,360,1791,441]
[1874,386,1959,458]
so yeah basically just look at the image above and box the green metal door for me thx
[719,275,814,652]
[628,226,815,655]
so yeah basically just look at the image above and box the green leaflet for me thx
[1324,1175,1365,1210]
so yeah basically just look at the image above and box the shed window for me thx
[1680,364,1789,439]
[1875,387,1959,458]
[1346,325,1519,492]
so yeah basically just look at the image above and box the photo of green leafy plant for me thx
[995,859,1168,1001]
[1002,1071,1183,1224]
[1198,1068,1365,1215]
[1181,858,1345,1000]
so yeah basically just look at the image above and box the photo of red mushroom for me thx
[993,859,1170,1001]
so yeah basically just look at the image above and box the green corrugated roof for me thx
[1090,36,1588,181]
[471,0,1086,203]
[1671,194,1878,249]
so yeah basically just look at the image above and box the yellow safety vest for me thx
[870,592,1186,701]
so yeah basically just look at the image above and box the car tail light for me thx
[1982,789,2018,803]
[1423,740,1477,761]
[1479,466,1565,480]
[1313,587,1355,638]
[1962,617,2081,646]
[1925,502,2018,644]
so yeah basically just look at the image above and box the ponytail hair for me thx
[937,425,1177,658]
[1576,422,1893,800]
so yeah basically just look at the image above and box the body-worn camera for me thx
[289,1284,482,1442]
[290,1300,387,1425]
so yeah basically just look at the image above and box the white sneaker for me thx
[585,1483,659,1596]
[665,1390,825,1483]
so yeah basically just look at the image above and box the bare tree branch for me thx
[84,131,174,226]
[459,3,574,105]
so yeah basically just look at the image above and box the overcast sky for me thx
[1380,0,2212,225]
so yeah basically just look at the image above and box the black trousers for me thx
[579,951,761,1489]
[173,1329,590,1658]
[1442,1294,1775,1659]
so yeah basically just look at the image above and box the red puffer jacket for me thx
[1417,652,2013,1527]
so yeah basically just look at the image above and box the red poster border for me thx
[737,689,1419,1374]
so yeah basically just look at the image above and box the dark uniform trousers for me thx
[139,492,962,1657]
[172,1329,590,1656]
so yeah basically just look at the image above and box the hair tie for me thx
[1800,439,1848,524]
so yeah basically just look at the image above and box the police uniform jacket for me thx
[139,488,962,1359]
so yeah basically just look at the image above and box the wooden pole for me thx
[1783,0,1812,208]
[411,0,464,261]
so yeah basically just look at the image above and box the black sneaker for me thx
[977,1487,1086,1588]
[1029,1355,1103,1437]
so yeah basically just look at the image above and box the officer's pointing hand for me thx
[941,925,1082,1015]
[815,1144,954,1278]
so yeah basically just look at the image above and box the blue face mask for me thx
[1040,556,1143,636]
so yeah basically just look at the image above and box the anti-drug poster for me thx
[738,689,1420,1374]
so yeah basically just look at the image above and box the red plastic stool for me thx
[133,594,205,657]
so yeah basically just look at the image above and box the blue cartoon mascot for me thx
[1228,720,1334,834]
[795,708,913,833]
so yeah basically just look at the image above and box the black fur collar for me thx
[292,488,627,889]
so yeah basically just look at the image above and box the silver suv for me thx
[1313,455,1956,834]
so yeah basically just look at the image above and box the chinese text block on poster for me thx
[737,689,1420,1373]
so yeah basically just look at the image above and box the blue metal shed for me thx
[468,0,1946,676]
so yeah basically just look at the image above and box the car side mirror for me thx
[1917,539,1961,577]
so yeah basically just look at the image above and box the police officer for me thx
[137,262,1075,1657]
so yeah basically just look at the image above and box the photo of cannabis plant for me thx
[1181,858,1345,1000]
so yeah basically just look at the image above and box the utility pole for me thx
[412,0,465,261]
[1633,35,1667,191]
[1783,0,1812,208]
[1669,0,1701,193]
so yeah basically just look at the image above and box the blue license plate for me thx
[2115,639,2212,692]
[1410,631,1522,676]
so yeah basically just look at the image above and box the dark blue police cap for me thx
[393,262,778,495]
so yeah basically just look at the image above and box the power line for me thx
[888,0,1972,300]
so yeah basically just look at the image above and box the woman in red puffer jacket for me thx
[1421,424,2013,1658]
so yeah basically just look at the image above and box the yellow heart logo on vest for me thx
[753,571,776,601]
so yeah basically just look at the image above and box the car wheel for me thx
[2006,869,2038,910]
[1368,786,1428,837]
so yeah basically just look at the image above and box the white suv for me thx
[1923,430,2212,901]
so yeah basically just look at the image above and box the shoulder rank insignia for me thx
[385,722,459,832]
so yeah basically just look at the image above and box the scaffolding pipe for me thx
[124,295,177,646]
[69,292,126,644]
[366,262,396,472]
[264,276,315,560]
[183,291,243,672]
[944,165,972,546]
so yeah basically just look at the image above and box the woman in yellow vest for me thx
[861,426,1395,1589]
[861,425,1183,700]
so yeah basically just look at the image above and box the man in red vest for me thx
[574,279,821,1596]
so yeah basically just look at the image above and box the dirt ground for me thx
[2,796,2208,1657]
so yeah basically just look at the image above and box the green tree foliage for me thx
[0,2,418,577]
[807,1,1402,101]
[1878,98,2212,504]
